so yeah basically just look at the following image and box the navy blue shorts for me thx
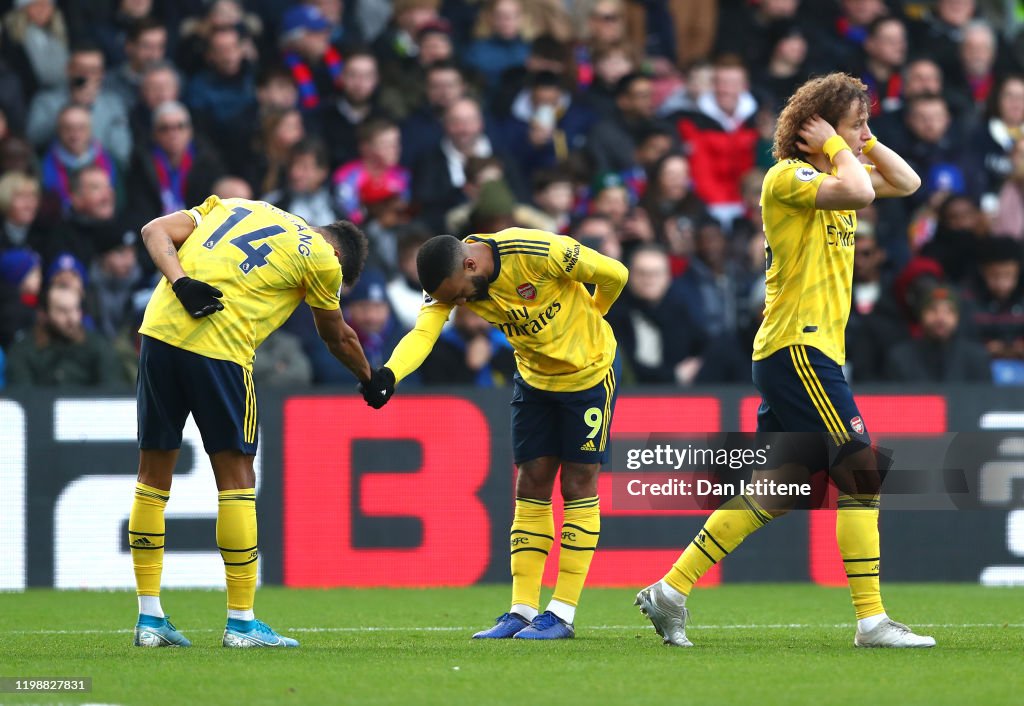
[752,344,870,467]
[137,335,258,455]
[510,354,620,465]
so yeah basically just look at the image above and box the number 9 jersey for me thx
[139,196,343,370]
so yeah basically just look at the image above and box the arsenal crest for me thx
[516,282,537,300]
[850,416,864,435]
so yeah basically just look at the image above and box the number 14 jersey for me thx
[139,195,343,369]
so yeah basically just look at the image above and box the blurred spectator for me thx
[730,166,767,244]
[492,33,576,119]
[908,0,981,83]
[495,70,597,178]
[443,156,511,233]
[752,23,811,112]
[255,63,299,112]
[466,178,549,234]
[1,0,69,97]
[373,0,441,86]
[87,226,142,340]
[817,0,889,70]
[252,329,314,386]
[951,20,999,112]
[859,16,909,118]
[332,118,410,225]
[0,60,27,136]
[606,244,705,384]
[963,236,1024,360]
[464,0,531,98]
[378,16,455,121]
[885,285,991,382]
[573,212,622,262]
[265,137,341,226]
[573,0,630,94]
[582,42,639,119]
[5,283,124,386]
[896,93,978,211]
[421,304,516,385]
[587,71,662,175]
[673,56,759,227]
[845,226,909,381]
[318,49,388,167]
[639,152,709,253]
[184,25,258,170]
[920,193,988,284]
[673,218,754,340]
[279,3,341,112]
[872,57,947,144]
[244,106,304,197]
[714,0,799,70]
[361,176,415,276]
[91,0,157,68]
[129,62,181,145]
[531,168,574,233]
[0,172,63,260]
[412,97,523,231]
[993,137,1024,237]
[0,247,41,348]
[342,268,407,377]
[387,227,431,329]
[64,166,124,266]
[400,60,467,168]
[126,101,224,226]
[45,251,88,300]
[107,18,168,110]
[211,175,254,200]
[40,105,119,216]
[971,73,1024,209]
[28,44,132,165]
[177,0,261,77]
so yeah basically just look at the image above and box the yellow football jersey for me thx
[387,228,627,392]
[753,159,858,365]
[139,196,343,369]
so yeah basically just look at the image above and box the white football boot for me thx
[854,618,936,648]
[634,582,693,647]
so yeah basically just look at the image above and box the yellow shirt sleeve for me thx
[768,162,828,210]
[180,194,222,227]
[544,235,629,315]
[385,293,454,383]
[303,241,343,310]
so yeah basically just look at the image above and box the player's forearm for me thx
[589,258,629,316]
[832,149,874,195]
[141,224,187,284]
[324,329,372,384]
[864,139,921,195]
[385,328,440,383]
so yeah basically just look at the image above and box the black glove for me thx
[172,276,224,318]
[358,366,396,409]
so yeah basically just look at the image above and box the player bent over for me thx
[130,196,389,648]
[636,73,935,649]
[367,229,627,639]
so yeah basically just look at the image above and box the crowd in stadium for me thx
[0,0,1023,388]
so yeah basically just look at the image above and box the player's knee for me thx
[559,463,599,501]
[516,457,559,499]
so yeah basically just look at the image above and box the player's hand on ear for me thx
[796,115,837,155]
[358,366,396,409]
[172,276,224,318]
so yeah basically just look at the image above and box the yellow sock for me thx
[837,494,884,619]
[217,489,258,612]
[130,482,168,597]
[664,494,772,595]
[551,496,600,609]
[510,497,554,612]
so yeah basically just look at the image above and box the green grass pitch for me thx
[1,584,1021,706]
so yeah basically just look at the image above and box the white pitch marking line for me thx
[2,623,1022,636]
